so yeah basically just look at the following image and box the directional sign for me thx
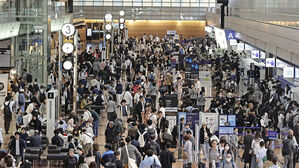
[62,24,75,37]
[265,58,275,67]
[62,43,74,54]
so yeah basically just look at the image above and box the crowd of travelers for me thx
[0,32,298,168]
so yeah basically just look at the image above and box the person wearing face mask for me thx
[209,140,221,168]
[220,153,236,168]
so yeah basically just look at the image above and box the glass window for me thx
[153,0,162,6]
[123,0,133,6]
[114,0,123,6]
[86,0,93,6]
[94,0,103,6]
[104,0,113,6]
[200,0,209,7]
[162,0,171,7]
[171,0,180,7]
[181,0,189,7]
[190,0,199,7]
[133,0,142,6]
[74,0,84,6]
[143,0,152,6]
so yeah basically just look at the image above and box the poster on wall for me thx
[214,27,228,49]
[199,112,219,133]
[0,74,8,108]
[219,115,227,126]
[283,67,294,78]
[166,116,176,132]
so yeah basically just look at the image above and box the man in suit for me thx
[30,130,41,147]
[135,96,145,123]
[157,111,166,135]
[8,132,27,165]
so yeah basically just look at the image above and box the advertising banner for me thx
[0,74,8,108]
[219,114,236,134]
[198,71,212,87]
[214,27,228,49]
[199,112,219,133]
[186,113,200,134]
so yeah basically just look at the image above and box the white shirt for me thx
[81,133,94,145]
[149,114,157,128]
[0,128,3,143]
[83,110,92,122]
[23,113,32,127]
[26,103,35,113]
[159,107,166,118]
[256,147,267,168]
[1,101,15,112]
[16,139,20,155]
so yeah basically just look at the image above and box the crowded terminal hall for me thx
[0,0,298,168]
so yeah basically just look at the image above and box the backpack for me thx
[288,113,299,129]
[40,91,46,103]
[27,74,33,83]
[282,139,292,156]
[33,83,39,92]
[162,132,173,143]
[150,158,161,168]
[4,102,11,118]
[222,160,235,168]
[147,128,156,140]
[138,131,147,147]
[122,63,126,71]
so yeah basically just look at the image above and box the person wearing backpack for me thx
[282,134,296,168]
[219,152,236,168]
[159,142,175,168]
[1,97,15,134]
[256,141,267,168]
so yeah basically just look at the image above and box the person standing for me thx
[251,131,264,168]
[8,132,26,165]
[83,107,92,122]
[183,135,192,168]
[209,139,221,168]
[63,149,78,168]
[107,97,117,121]
[200,123,211,160]
[120,136,142,168]
[1,96,15,134]
[256,141,267,168]
[282,134,296,168]
[80,129,94,157]
[159,142,176,168]
[90,110,100,138]
[220,152,237,168]
[243,129,253,168]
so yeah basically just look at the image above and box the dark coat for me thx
[200,127,211,144]
[160,149,176,168]
[30,134,41,147]
[242,134,253,163]
[63,155,77,168]
[9,138,26,157]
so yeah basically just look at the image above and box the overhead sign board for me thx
[214,27,228,49]
[229,39,237,46]
[251,50,259,58]
[0,22,20,40]
[283,67,294,78]
[260,51,266,59]
[236,43,244,51]
[265,58,275,67]
[295,68,299,78]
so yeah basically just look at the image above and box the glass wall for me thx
[74,0,216,7]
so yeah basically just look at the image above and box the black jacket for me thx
[135,101,143,115]
[160,149,175,168]
[30,134,41,147]
[63,155,77,168]
[144,140,160,156]
[9,138,26,157]
[200,127,211,144]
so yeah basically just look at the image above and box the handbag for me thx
[150,158,161,168]
[86,146,95,165]
[125,145,138,168]
[162,132,173,142]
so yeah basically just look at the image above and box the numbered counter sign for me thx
[62,24,75,37]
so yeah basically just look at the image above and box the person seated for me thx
[51,129,64,146]
[30,130,41,147]
[28,115,41,132]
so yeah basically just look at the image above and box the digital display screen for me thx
[87,28,92,37]
[295,68,299,78]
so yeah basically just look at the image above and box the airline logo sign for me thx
[225,30,241,40]
[265,58,275,67]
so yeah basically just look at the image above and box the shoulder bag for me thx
[125,145,138,168]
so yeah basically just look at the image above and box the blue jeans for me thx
[93,119,100,137]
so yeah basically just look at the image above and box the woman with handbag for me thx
[183,135,192,168]
[120,137,142,168]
